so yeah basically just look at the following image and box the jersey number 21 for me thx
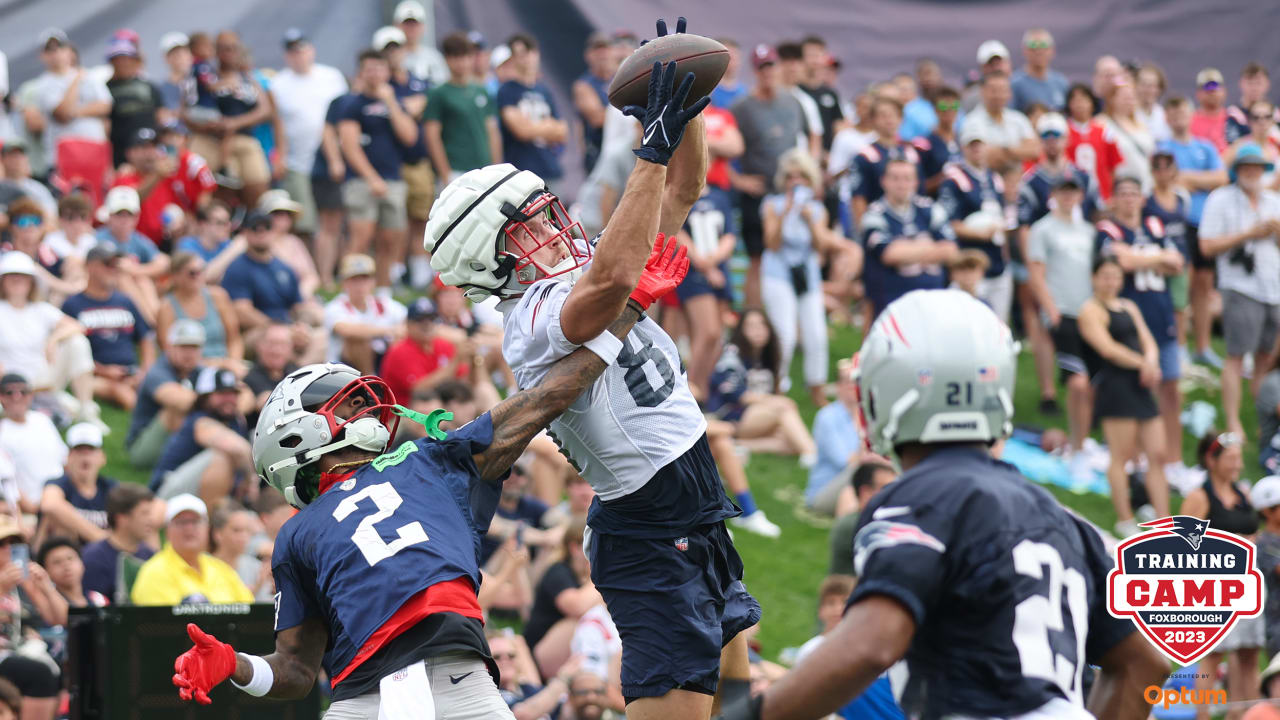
[1011,539,1088,703]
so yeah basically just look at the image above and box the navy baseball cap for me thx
[408,297,438,321]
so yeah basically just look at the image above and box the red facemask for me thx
[501,191,590,287]
[314,375,401,446]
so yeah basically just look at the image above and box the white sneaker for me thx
[731,510,781,539]
[1245,353,1256,380]
[1067,452,1094,483]
[1114,518,1141,538]
[78,403,112,436]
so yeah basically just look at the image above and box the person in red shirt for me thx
[379,297,473,405]
[1065,82,1123,201]
[702,104,743,192]
[112,124,216,247]
[1191,67,1229,153]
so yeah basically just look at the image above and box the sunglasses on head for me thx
[1207,431,1242,456]
[1025,40,1052,50]
[12,215,40,228]
[935,100,960,112]
[1039,130,1063,139]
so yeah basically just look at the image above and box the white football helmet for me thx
[856,289,1017,456]
[252,364,401,508]
[427,163,589,302]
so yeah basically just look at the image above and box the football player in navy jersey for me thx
[861,157,957,318]
[168,234,688,718]
[938,123,1011,322]
[848,97,926,226]
[720,289,1168,720]
[1016,112,1095,414]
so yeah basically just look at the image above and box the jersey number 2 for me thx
[618,333,675,408]
[1011,539,1088,703]
[332,483,429,567]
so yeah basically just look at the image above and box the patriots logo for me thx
[1141,515,1210,550]
[853,519,946,577]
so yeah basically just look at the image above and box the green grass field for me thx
[94,324,1256,662]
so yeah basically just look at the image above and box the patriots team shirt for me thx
[1096,218,1178,343]
[937,163,1007,278]
[272,413,505,699]
[860,196,955,315]
[918,132,961,192]
[848,447,1134,719]
[1016,161,1095,229]
[849,141,927,203]
[1143,191,1191,257]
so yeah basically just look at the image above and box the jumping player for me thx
[429,18,758,720]
[166,250,689,717]
[720,289,1167,720]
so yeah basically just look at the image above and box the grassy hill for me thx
[95,325,1253,661]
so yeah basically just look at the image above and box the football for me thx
[607,33,729,111]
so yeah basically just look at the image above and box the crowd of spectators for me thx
[0,4,1279,717]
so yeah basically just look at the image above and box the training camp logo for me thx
[1107,516,1265,665]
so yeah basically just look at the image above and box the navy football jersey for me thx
[272,413,503,684]
[1016,162,1095,228]
[849,447,1134,719]
[937,163,1007,278]
[849,141,926,203]
[1095,218,1178,343]
[860,197,954,315]
[918,131,960,192]
[1143,191,1191,257]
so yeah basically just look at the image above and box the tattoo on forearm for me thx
[477,308,641,481]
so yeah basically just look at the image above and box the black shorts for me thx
[1186,224,1214,270]
[311,175,344,211]
[1092,368,1159,421]
[1049,316,1088,383]
[737,193,765,258]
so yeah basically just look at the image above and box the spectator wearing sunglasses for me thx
[156,251,241,369]
[1,196,81,302]
[919,86,962,196]
[1191,67,1229,153]
[0,374,67,513]
[42,194,96,263]
[1226,62,1274,147]
[1010,28,1067,113]
[0,142,55,219]
[175,201,238,279]
[1224,100,1280,191]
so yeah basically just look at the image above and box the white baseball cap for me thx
[490,44,512,70]
[159,31,189,55]
[959,121,986,145]
[977,39,1010,65]
[393,0,427,23]
[373,26,407,51]
[165,493,208,524]
[0,252,37,278]
[1253,475,1280,510]
[105,186,141,215]
[65,422,104,449]
[1036,112,1068,137]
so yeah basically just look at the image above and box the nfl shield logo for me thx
[674,537,689,552]
[917,369,933,386]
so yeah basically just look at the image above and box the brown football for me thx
[607,33,729,111]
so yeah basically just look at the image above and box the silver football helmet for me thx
[252,363,400,508]
[856,289,1017,456]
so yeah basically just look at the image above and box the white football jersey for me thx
[500,279,707,501]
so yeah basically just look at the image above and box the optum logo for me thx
[1144,685,1228,709]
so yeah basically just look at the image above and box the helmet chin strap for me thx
[546,254,584,283]
[266,417,390,476]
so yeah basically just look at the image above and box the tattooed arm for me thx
[229,617,328,700]
[472,304,643,482]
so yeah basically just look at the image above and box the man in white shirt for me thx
[960,71,1039,175]
[1199,146,1280,438]
[270,29,348,237]
[394,0,448,86]
[32,29,111,170]
[0,373,68,512]
[323,253,406,372]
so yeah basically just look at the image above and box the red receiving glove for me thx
[173,623,238,705]
[629,233,691,310]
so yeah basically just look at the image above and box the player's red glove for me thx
[629,233,690,310]
[173,623,238,705]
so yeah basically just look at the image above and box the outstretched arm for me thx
[473,305,643,482]
[230,618,329,700]
[174,618,329,704]
[658,113,708,238]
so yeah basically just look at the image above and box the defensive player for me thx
[720,289,1168,720]
[166,248,689,717]
[429,18,758,720]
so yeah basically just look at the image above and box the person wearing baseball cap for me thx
[1192,67,1229,152]
[94,184,169,310]
[131,492,252,605]
[60,240,150,413]
[158,31,193,113]
[380,296,471,405]
[150,366,251,503]
[125,318,205,470]
[941,117,1013,323]
[394,0,448,85]
[39,423,116,544]
[324,253,407,372]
